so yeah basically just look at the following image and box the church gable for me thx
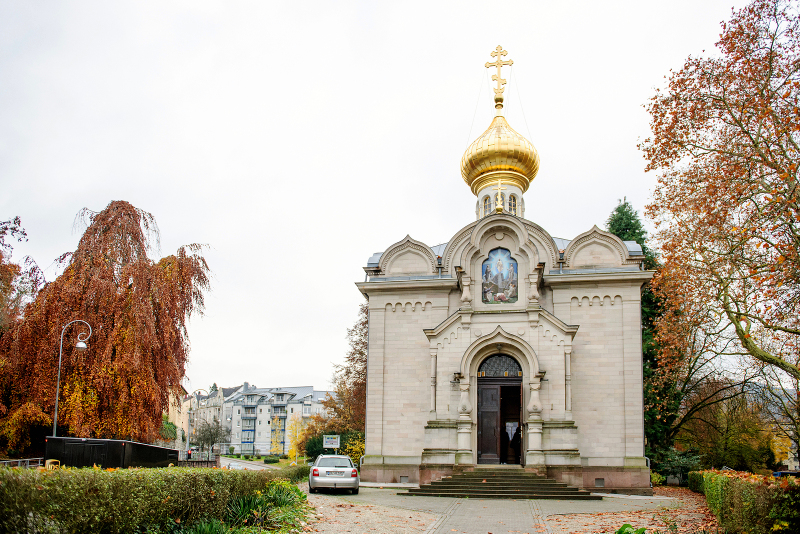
[563,225,630,269]
[379,235,438,275]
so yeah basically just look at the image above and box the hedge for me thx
[698,470,799,534]
[687,470,704,494]
[0,464,311,534]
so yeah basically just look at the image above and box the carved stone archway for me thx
[455,327,546,467]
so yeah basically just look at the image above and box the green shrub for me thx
[255,455,261,459]
[688,471,704,493]
[243,455,251,460]
[700,470,800,534]
[184,518,227,534]
[263,456,279,464]
[703,471,729,519]
[235,453,241,458]
[279,465,310,482]
[650,471,665,486]
[228,446,235,455]
[0,465,310,533]
[279,454,289,460]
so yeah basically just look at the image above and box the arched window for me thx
[478,354,522,378]
[509,195,517,215]
[498,193,506,211]
[482,196,491,217]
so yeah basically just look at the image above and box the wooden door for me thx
[477,384,501,464]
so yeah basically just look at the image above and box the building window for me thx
[237,409,240,415]
[303,405,310,415]
[258,432,261,437]
[498,193,505,211]
[482,196,491,217]
[290,408,293,413]
[237,421,240,427]
[259,420,261,425]
[509,195,517,215]
[259,408,262,413]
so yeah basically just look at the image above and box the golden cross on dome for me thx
[485,45,513,109]
[493,178,507,213]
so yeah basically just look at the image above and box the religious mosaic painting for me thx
[481,248,518,304]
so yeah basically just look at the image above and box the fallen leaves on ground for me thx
[543,487,718,534]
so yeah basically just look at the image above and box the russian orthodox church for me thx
[356,47,652,494]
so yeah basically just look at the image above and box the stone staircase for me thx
[405,467,602,500]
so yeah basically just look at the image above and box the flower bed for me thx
[0,465,311,533]
[688,469,800,534]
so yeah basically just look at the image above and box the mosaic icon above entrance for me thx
[481,248,518,304]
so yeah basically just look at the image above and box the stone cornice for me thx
[355,278,458,297]
[544,271,654,286]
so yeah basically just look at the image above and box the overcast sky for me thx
[0,1,748,393]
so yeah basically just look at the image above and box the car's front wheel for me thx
[351,487,359,495]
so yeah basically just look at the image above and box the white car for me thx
[308,455,359,494]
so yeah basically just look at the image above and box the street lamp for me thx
[53,320,92,438]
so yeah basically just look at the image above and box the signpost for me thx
[323,435,340,453]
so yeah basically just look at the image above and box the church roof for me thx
[552,237,643,256]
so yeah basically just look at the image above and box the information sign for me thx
[322,435,340,449]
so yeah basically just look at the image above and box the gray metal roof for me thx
[623,241,643,255]
[366,234,643,267]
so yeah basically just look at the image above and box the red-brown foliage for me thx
[0,201,209,450]
[643,0,800,381]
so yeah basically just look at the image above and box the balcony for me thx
[242,413,257,419]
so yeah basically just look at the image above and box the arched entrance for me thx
[477,354,522,465]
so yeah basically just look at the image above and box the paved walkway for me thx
[219,456,275,470]
[308,487,679,534]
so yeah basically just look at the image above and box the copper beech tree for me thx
[643,0,800,383]
[0,201,209,450]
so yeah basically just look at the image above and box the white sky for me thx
[0,1,748,393]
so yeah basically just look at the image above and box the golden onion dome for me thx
[460,114,540,196]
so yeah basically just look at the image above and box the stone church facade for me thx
[356,47,652,494]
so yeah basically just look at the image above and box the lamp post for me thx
[53,320,92,438]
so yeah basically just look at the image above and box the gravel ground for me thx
[541,487,719,534]
[297,482,438,533]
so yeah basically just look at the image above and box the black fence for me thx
[45,437,178,468]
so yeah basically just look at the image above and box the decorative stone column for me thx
[455,378,473,465]
[564,348,573,420]
[525,374,546,467]
[429,349,437,415]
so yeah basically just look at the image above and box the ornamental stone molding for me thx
[563,225,629,268]
[442,221,479,273]
[378,235,439,275]
[522,221,559,267]
[459,325,541,379]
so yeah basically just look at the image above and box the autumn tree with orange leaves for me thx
[0,201,209,451]
[644,0,800,382]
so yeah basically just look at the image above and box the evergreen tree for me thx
[606,199,676,457]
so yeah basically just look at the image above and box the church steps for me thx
[407,469,601,500]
